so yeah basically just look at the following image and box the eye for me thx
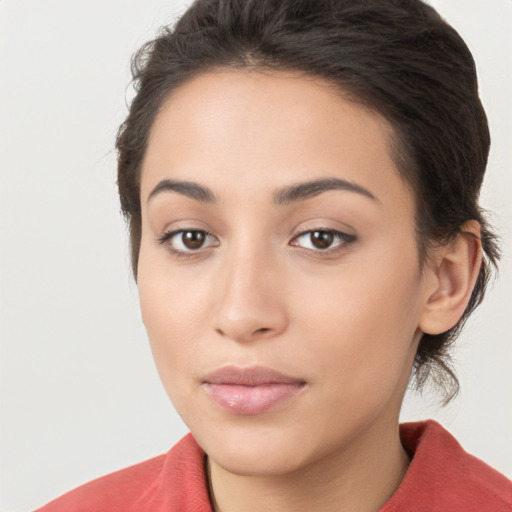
[158,229,219,254]
[291,229,355,252]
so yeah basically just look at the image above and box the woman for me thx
[36,0,511,510]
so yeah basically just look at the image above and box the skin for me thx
[137,69,482,512]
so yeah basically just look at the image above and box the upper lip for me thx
[203,365,305,386]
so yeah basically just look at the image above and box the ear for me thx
[419,221,483,335]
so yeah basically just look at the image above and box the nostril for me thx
[254,327,271,334]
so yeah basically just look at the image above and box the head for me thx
[117,0,499,403]
[116,0,499,476]
[116,0,500,479]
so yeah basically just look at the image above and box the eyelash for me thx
[157,229,218,259]
[157,228,356,258]
[290,229,356,255]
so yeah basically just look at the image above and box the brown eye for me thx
[159,229,218,254]
[310,231,334,249]
[182,230,206,249]
[291,229,355,252]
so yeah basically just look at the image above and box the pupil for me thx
[182,231,205,249]
[311,231,334,249]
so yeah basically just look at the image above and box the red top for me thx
[36,420,512,511]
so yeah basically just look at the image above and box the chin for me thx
[194,420,315,477]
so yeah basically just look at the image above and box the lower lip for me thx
[204,382,305,415]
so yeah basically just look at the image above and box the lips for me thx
[202,366,306,415]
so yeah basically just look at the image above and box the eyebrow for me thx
[148,179,217,203]
[147,176,377,205]
[273,177,377,205]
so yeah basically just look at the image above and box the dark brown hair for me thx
[116,0,500,401]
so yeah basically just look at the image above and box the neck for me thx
[207,415,410,512]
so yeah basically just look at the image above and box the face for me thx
[138,69,430,476]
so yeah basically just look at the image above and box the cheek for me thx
[138,231,217,330]
[139,272,199,343]
[137,246,214,394]
[293,250,424,397]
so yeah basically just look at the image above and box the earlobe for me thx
[419,221,483,335]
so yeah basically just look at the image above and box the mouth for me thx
[202,365,306,415]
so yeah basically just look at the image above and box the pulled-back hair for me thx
[116,0,500,401]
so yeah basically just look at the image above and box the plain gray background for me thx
[1,1,511,510]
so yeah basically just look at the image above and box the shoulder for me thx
[34,453,166,512]
[35,434,212,512]
[381,420,512,512]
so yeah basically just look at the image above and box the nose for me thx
[214,246,288,343]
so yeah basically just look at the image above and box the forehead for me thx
[141,69,413,214]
